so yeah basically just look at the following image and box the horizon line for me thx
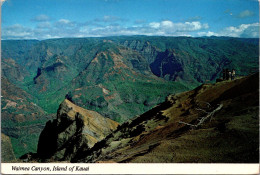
[1,35,259,41]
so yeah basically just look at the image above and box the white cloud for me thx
[95,15,126,23]
[149,22,160,29]
[220,23,259,37]
[238,10,255,18]
[4,18,257,40]
[32,14,50,22]
[55,19,75,28]
[37,22,51,29]
[197,23,259,38]
[58,19,71,24]
[79,26,89,33]
[161,20,174,28]
[197,31,219,37]
[83,20,208,37]
[2,24,34,39]
[2,19,210,39]
[148,20,209,34]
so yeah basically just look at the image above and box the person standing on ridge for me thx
[231,69,236,80]
[226,69,229,80]
[228,70,232,80]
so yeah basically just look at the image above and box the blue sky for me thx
[1,0,259,40]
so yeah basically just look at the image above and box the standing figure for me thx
[228,70,232,80]
[226,69,229,80]
[231,69,236,80]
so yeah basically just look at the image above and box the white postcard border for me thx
[1,163,260,174]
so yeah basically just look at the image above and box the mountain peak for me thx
[58,99,119,131]
[35,99,118,162]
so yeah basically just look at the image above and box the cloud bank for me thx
[2,14,259,40]
[198,23,259,38]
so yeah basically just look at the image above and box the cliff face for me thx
[36,99,118,161]
[64,42,187,123]
[150,49,184,81]
[21,73,259,163]
[2,37,259,162]
[73,73,259,163]
[116,37,259,84]
[122,40,159,64]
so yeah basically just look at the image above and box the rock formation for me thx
[73,73,259,163]
[36,99,118,161]
[20,73,259,163]
[2,36,258,162]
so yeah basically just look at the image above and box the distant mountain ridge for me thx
[21,73,259,163]
[3,36,258,84]
[1,36,259,161]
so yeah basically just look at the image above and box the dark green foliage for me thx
[1,36,258,160]
[111,36,258,83]
[1,40,39,65]
[4,119,47,158]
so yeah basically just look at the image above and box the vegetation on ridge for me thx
[1,36,259,161]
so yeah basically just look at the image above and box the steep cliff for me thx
[65,41,187,122]
[36,99,118,162]
[73,73,259,163]
[2,36,258,162]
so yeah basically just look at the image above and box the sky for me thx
[1,0,259,40]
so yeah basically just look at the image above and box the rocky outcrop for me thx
[36,99,118,161]
[75,73,259,163]
[64,42,186,123]
[2,37,258,162]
